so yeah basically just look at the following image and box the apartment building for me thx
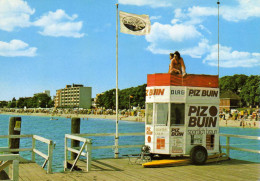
[55,84,92,109]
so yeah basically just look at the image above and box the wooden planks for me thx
[17,158,260,181]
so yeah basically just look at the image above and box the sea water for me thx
[0,114,259,172]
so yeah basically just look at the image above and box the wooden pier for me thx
[1,119,259,181]
[15,158,260,181]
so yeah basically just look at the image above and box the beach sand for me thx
[1,112,259,128]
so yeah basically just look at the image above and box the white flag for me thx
[119,11,151,36]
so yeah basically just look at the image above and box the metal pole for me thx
[115,3,119,159]
[217,1,220,78]
[129,96,130,112]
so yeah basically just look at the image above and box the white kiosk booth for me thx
[144,73,220,165]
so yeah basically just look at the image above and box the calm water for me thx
[0,114,259,172]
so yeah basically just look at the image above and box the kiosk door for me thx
[154,103,170,154]
[169,103,185,154]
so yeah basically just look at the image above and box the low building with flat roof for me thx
[220,91,240,111]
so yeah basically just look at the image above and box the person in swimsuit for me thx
[168,51,186,77]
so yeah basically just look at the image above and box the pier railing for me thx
[64,132,145,171]
[64,134,92,172]
[220,133,260,157]
[0,154,19,181]
[0,134,55,174]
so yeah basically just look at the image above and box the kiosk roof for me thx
[147,73,218,88]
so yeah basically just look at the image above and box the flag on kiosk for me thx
[119,11,151,35]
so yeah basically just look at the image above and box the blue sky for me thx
[0,0,259,101]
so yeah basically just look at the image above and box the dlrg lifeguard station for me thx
[144,73,220,165]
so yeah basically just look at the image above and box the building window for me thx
[170,103,185,126]
[156,103,168,126]
[146,103,153,125]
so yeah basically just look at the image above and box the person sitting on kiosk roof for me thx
[168,51,186,77]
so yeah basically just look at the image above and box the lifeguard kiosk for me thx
[144,73,220,165]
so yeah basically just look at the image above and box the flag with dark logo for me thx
[119,11,151,35]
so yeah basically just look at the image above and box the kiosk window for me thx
[146,103,153,125]
[170,104,185,125]
[156,103,168,125]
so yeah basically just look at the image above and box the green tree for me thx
[220,74,248,95]
[17,97,26,108]
[97,84,147,109]
[220,74,259,107]
[8,97,17,108]
[34,94,52,108]
[0,101,8,108]
[240,75,260,107]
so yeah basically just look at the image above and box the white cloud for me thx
[179,39,260,68]
[144,0,260,69]
[150,16,162,20]
[171,6,217,26]
[0,0,35,31]
[203,44,260,68]
[146,22,201,43]
[187,6,217,17]
[33,9,84,38]
[221,0,260,22]
[181,39,211,58]
[198,25,211,35]
[145,22,202,55]
[118,0,171,8]
[0,40,37,57]
[173,1,260,23]
[146,44,171,55]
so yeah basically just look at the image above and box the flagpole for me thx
[217,1,220,79]
[115,3,119,159]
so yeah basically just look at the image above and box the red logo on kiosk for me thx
[146,127,153,135]
[146,89,165,96]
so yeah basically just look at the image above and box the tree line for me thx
[1,74,259,109]
[97,74,259,109]
[1,94,53,108]
[96,84,146,109]
[219,74,259,107]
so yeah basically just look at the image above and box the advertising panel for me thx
[170,86,186,103]
[154,126,169,154]
[186,87,219,104]
[170,127,184,154]
[146,86,170,103]
[186,104,219,153]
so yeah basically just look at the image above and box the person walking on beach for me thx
[168,51,186,77]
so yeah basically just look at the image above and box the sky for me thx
[0,0,259,101]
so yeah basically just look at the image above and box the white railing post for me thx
[226,136,230,157]
[86,140,92,172]
[0,154,19,181]
[32,137,36,162]
[47,140,54,174]
[12,159,19,181]
[64,136,68,171]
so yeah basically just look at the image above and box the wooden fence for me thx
[0,134,55,174]
[65,132,260,172]
[0,154,19,181]
[64,132,145,171]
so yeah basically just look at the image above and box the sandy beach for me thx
[1,111,259,128]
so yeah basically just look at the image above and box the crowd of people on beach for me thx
[0,107,145,118]
[219,109,259,128]
[1,107,259,128]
